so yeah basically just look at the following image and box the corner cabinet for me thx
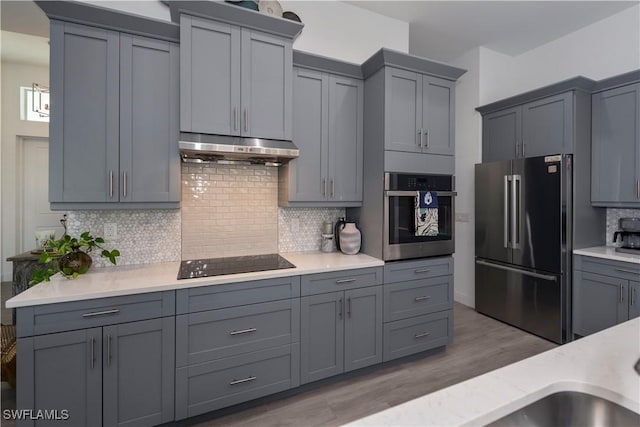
[279,54,364,207]
[16,292,176,427]
[591,81,640,207]
[573,255,640,337]
[180,14,292,141]
[49,20,180,209]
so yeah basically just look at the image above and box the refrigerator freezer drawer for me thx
[475,259,564,343]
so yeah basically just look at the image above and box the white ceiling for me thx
[1,1,639,64]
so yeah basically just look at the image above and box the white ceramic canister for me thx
[339,223,361,255]
[321,233,335,252]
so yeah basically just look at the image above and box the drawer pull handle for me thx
[614,268,640,275]
[230,376,256,386]
[414,295,431,302]
[414,332,431,339]
[83,309,120,318]
[414,268,431,274]
[107,334,112,367]
[632,287,636,306]
[229,328,257,336]
[336,278,356,284]
[90,336,96,369]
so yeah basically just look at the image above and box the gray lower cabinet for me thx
[49,20,180,208]
[299,268,384,384]
[180,14,292,141]
[382,257,454,362]
[174,277,301,420]
[481,91,573,162]
[591,82,640,206]
[573,255,640,337]
[279,66,363,206]
[17,318,175,427]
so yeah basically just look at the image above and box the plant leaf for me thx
[101,249,110,258]
[111,249,120,257]
[39,252,51,263]
[95,237,105,244]
[78,265,89,274]
[80,231,90,239]
[62,267,73,276]
[71,272,79,279]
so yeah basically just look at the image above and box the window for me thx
[20,84,50,122]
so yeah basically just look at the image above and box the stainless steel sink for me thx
[487,391,640,426]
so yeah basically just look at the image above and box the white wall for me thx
[1,61,49,282]
[446,5,640,307]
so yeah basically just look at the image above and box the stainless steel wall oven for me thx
[384,172,456,261]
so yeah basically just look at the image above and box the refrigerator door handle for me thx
[504,175,511,248]
[512,174,521,250]
[476,259,557,281]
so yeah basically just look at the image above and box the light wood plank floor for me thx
[180,303,556,427]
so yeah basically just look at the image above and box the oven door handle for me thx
[385,191,457,197]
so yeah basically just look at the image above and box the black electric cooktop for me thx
[177,254,295,279]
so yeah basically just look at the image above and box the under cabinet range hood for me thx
[179,133,299,166]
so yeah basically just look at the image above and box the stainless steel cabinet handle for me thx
[233,107,238,131]
[515,143,519,158]
[107,334,112,367]
[90,336,95,369]
[331,179,335,198]
[229,328,257,336]
[414,295,431,302]
[109,170,114,198]
[347,297,351,318]
[414,268,431,274]
[322,178,326,197]
[123,171,127,198]
[620,285,625,303]
[336,278,356,284]
[244,109,248,132]
[631,287,636,306]
[504,175,510,248]
[425,129,430,149]
[522,141,526,157]
[230,376,256,386]
[414,332,430,339]
[339,298,343,319]
[637,179,640,199]
[614,268,640,275]
[82,309,120,318]
[417,129,422,147]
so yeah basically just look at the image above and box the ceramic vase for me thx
[339,223,361,255]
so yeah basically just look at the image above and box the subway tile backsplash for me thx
[606,208,640,246]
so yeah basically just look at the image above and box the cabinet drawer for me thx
[383,276,453,322]
[575,255,640,281]
[16,291,175,338]
[176,276,300,314]
[301,267,382,296]
[176,299,300,366]
[175,344,300,419]
[383,310,453,362]
[384,257,453,284]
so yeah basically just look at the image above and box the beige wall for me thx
[1,61,49,282]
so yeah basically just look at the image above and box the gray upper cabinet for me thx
[591,82,640,206]
[279,59,363,207]
[384,67,455,156]
[181,14,292,141]
[521,92,572,158]
[49,20,180,209]
[482,106,521,162]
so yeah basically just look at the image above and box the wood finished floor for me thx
[184,303,557,427]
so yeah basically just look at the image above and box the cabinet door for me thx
[591,83,640,205]
[300,292,344,384]
[328,75,363,202]
[241,29,292,140]
[17,328,102,427]
[120,35,180,203]
[422,75,455,155]
[482,106,521,162]
[521,92,573,158]
[384,67,422,153]
[573,271,628,336]
[49,21,119,203]
[287,68,329,202]
[180,15,240,135]
[630,281,640,321]
[103,318,175,427]
[344,286,382,372]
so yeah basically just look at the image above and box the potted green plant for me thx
[29,232,120,285]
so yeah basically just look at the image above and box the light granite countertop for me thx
[5,251,384,308]
[347,317,640,426]
[574,246,640,264]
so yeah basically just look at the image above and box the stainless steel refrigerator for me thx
[475,154,572,344]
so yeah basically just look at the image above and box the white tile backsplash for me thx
[278,208,346,252]
[606,208,640,246]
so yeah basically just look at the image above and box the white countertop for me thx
[347,318,640,426]
[574,246,640,264]
[5,251,384,308]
